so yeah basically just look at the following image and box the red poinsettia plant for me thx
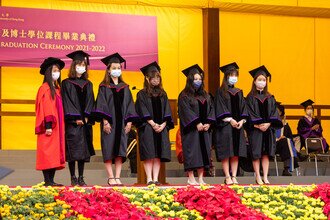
[306,182,330,218]
[55,187,157,220]
[174,185,270,220]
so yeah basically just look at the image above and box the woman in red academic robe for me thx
[35,57,66,186]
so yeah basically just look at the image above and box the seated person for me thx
[297,99,329,153]
[275,102,299,176]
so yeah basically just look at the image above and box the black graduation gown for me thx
[61,78,95,162]
[135,90,174,162]
[178,92,215,171]
[93,82,138,162]
[246,91,283,159]
[297,117,329,152]
[276,123,299,169]
[213,86,248,161]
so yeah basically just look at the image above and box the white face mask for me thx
[255,81,266,89]
[76,66,86,74]
[52,71,60,81]
[110,69,122,78]
[306,109,313,116]
[228,76,238,85]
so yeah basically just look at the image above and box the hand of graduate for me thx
[153,124,161,131]
[264,123,271,130]
[197,123,204,131]
[259,123,271,132]
[45,129,52,136]
[84,117,88,124]
[258,124,266,132]
[148,120,160,131]
[103,120,112,134]
[125,122,132,134]
[203,124,210,131]
[155,122,167,133]
[230,119,238,128]
[236,120,244,129]
[76,120,84,126]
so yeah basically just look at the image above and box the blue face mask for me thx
[193,80,202,89]
[228,76,238,85]
[110,69,122,78]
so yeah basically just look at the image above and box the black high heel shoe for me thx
[115,178,124,186]
[224,176,233,185]
[78,176,87,186]
[147,181,154,185]
[255,178,264,185]
[51,182,64,187]
[262,178,270,185]
[231,176,239,184]
[108,178,117,186]
[154,181,161,186]
[71,176,78,186]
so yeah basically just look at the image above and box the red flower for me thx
[306,182,330,217]
[175,185,270,220]
[55,187,157,220]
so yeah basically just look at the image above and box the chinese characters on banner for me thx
[0,7,158,70]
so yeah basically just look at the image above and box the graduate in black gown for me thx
[93,53,138,186]
[214,62,248,185]
[275,102,299,176]
[297,99,329,152]
[178,64,215,185]
[135,61,174,185]
[61,50,95,186]
[245,66,282,185]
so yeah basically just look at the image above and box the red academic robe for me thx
[35,82,65,170]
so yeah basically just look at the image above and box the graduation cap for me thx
[66,50,90,65]
[140,61,161,76]
[249,65,271,82]
[300,99,314,108]
[181,64,204,77]
[40,57,65,75]
[101,52,126,69]
[219,62,239,74]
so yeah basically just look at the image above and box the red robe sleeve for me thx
[35,83,58,134]
[175,128,184,164]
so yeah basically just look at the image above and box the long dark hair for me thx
[219,68,238,99]
[68,60,88,79]
[248,72,270,96]
[182,72,207,98]
[43,65,61,100]
[143,70,165,97]
[101,63,125,85]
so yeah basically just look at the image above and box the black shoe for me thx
[78,176,87,186]
[282,169,292,176]
[147,181,154,185]
[51,182,64,187]
[297,153,308,162]
[44,182,52,186]
[71,176,78,186]
[154,181,161,186]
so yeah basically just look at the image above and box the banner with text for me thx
[0,6,158,70]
